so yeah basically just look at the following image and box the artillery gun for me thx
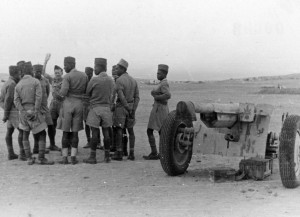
[159,101,299,188]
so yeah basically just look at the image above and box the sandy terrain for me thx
[0,77,300,217]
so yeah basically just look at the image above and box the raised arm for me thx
[42,53,53,85]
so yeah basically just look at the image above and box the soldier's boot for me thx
[58,156,69,165]
[6,135,18,160]
[143,135,159,160]
[36,157,54,165]
[83,150,97,164]
[143,152,160,160]
[24,142,35,165]
[70,147,78,165]
[71,156,78,165]
[59,148,69,164]
[104,150,111,163]
[47,125,61,151]
[19,149,27,161]
[37,138,54,165]
[123,135,128,156]
[111,151,123,161]
[127,151,135,161]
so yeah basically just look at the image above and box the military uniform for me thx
[57,68,88,132]
[49,76,64,121]
[144,64,171,160]
[0,66,21,160]
[112,59,139,161]
[113,73,140,129]
[86,72,114,128]
[14,75,47,134]
[0,76,20,129]
[147,78,171,131]
[83,59,115,164]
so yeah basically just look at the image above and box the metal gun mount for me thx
[159,101,278,177]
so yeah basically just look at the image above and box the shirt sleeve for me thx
[116,79,128,108]
[34,80,43,112]
[59,75,70,97]
[154,82,171,101]
[85,79,93,97]
[14,86,24,112]
[3,83,15,118]
[133,81,140,112]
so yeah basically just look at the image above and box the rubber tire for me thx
[159,110,193,176]
[279,115,300,188]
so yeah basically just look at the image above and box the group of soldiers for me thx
[0,54,171,165]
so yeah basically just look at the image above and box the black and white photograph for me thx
[0,0,300,216]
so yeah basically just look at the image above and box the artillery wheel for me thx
[159,110,193,176]
[279,115,300,188]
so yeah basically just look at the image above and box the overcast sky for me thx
[1,0,300,80]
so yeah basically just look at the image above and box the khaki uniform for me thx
[86,72,114,128]
[113,73,139,129]
[14,75,47,134]
[147,79,171,131]
[0,77,19,128]
[38,76,53,125]
[57,68,88,132]
[49,77,64,120]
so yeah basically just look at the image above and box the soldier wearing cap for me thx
[14,62,54,165]
[83,58,114,164]
[42,53,63,151]
[143,64,171,160]
[32,64,58,154]
[0,65,22,160]
[82,66,101,149]
[112,59,140,161]
[15,61,26,160]
[57,56,88,165]
[111,65,128,156]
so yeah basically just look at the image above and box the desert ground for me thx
[0,75,300,217]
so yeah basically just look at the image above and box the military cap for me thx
[17,61,25,67]
[117,59,128,69]
[94,58,107,66]
[16,61,25,72]
[23,61,33,74]
[9,65,19,76]
[85,67,93,73]
[54,65,62,71]
[158,64,169,74]
[33,64,43,72]
[64,56,76,64]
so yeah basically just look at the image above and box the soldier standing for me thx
[111,65,128,155]
[15,61,26,160]
[83,67,101,149]
[83,58,114,164]
[143,64,171,160]
[0,66,22,160]
[112,59,139,161]
[14,62,54,165]
[57,56,88,164]
[32,64,56,154]
[42,54,62,151]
